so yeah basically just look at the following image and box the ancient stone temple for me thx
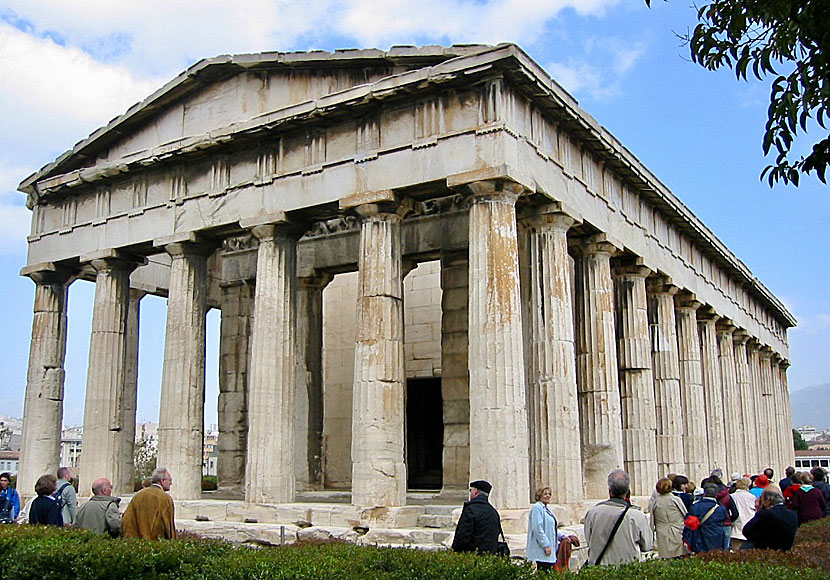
[18,44,794,510]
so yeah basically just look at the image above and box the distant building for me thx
[795,450,830,471]
[0,450,19,475]
[203,425,218,476]
[798,425,820,442]
[60,427,83,468]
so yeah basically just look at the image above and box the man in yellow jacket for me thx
[122,468,176,540]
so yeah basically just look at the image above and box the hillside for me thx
[791,383,830,430]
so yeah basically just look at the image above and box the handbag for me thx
[583,503,630,569]
[497,521,510,558]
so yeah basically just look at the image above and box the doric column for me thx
[244,221,300,504]
[343,191,408,508]
[747,341,768,471]
[674,293,707,482]
[770,354,786,475]
[523,209,582,505]
[466,180,530,509]
[647,277,684,477]
[698,309,727,473]
[716,320,742,474]
[757,347,774,470]
[572,235,624,499]
[613,260,657,495]
[218,280,254,491]
[440,252,470,493]
[79,253,139,496]
[294,274,331,491]
[18,264,75,497]
[157,241,212,500]
[733,331,757,474]
[778,359,794,471]
[118,288,144,498]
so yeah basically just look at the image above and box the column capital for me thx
[646,275,679,295]
[297,272,333,291]
[747,338,762,352]
[716,319,737,335]
[733,329,751,345]
[758,345,774,360]
[20,262,78,285]
[519,201,581,230]
[569,233,622,257]
[674,290,701,310]
[81,250,146,275]
[779,358,791,370]
[611,256,651,279]
[696,306,721,323]
[339,190,414,219]
[248,221,304,243]
[464,179,526,204]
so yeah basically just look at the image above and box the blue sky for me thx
[0,1,827,428]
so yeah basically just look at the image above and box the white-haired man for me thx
[584,470,652,566]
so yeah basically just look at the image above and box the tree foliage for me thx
[793,428,809,450]
[647,1,830,186]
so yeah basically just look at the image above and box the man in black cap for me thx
[451,480,502,554]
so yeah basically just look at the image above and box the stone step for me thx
[416,514,455,528]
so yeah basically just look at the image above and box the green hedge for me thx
[0,521,826,580]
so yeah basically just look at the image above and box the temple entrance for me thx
[406,378,443,490]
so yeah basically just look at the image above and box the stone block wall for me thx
[321,262,443,489]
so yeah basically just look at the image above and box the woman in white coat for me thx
[526,486,579,572]
[730,478,757,550]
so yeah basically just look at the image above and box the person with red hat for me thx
[750,474,770,499]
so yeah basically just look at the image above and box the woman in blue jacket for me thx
[526,486,580,571]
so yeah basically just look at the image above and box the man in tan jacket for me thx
[122,468,176,540]
[584,470,653,566]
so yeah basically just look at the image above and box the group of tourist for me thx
[0,466,177,540]
[452,465,829,571]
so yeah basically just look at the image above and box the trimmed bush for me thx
[1,517,827,580]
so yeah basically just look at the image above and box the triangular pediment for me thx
[20,45,496,192]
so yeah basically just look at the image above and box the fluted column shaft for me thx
[573,237,624,498]
[467,181,530,509]
[770,355,786,475]
[157,242,211,500]
[80,256,137,495]
[118,288,143,498]
[733,334,757,473]
[245,225,298,504]
[19,266,74,497]
[675,296,707,482]
[717,323,742,474]
[294,275,330,491]
[698,313,727,472]
[613,264,658,494]
[747,343,768,470]
[350,202,407,507]
[647,279,684,477]
[757,348,774,470]
[778,361,794,471]
[524,212,581,504]
[218,281,254,490]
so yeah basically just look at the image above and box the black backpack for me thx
[55,482,72,509]
[0,494,13,524]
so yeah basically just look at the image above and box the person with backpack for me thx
[55,467,77,526]
[682,483,729,553]
[0,472,20,523]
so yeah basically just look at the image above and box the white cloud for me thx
[0,162,32,255]
[2,1,621,73]
[545,38,645,100]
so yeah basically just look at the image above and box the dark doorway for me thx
[406,378,443,489]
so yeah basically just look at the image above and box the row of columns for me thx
[19,179,794,507]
